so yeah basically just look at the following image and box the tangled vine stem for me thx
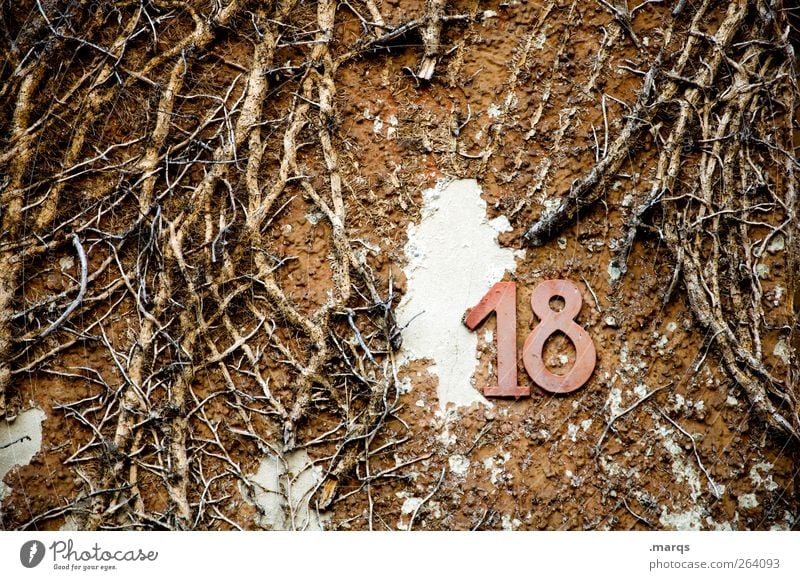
[524,0,800,442]
[0,0,418,530]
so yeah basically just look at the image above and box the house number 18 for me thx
[464,279,597,396]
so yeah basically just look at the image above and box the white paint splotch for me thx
[0,408,46,500]
[244,449,324,530]
[397,179,520,410]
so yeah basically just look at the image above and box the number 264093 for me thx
[463,279,596,397]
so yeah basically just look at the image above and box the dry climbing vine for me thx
[0,0,427,530]
[524,0,800,442]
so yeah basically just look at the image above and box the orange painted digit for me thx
[522,279,596,394]
[464,282,530,397]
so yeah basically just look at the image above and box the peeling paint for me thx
[397,179,520,410]
[606,387,623,416]
[738,493,759,510]
[448,454,470,477]
[244,449,324,530]
[750,462,778,492]
[501,513,521,530]
[401,496,422,515]
[483,452,512,485]
[773,339,790,365]
[656,424,702,502]
[0,408,46,501]
[659,505,708,531]
[567,424,579,442]
[487,104,502,118]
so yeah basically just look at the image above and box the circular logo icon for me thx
[20,540,46,568]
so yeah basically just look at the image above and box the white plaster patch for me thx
[565,469,584,487]
[767,233,785,254]
[401,496,422,515]
[0,408,46,501]
[245,449,324,530]
[436,409,459,447]
[567,423,579,442]
[750,462,778,492]
[59,256,74,271]
[483,453,512,485]
[599,455,622,478]
[738,493,759,510]
[773,339,790,365]
[606,387,623,416]
[397,376,412,395]
[448,454,470,477]
[501,513,521,530]
[601,455,641,481]
[659,505,733,530]
[607,261,622,283]
[533,25,548,50]
[659,504,707,531]
[387,114,398,139]
[656,425,702,502]
[397,179,520,410]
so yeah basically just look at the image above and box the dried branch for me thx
[39,234,88,338]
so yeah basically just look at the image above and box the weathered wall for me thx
[0,0,797,530]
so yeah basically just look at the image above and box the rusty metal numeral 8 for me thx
[522,279,596,394]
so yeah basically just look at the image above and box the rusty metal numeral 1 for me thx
[464,282,530,397]
[465,279,596,396]
[522,279,596,394]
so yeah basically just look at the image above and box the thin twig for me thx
[595,384,671,456]
[407,467,446,531]
[40,234,88,338]
[656,407,723,499]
